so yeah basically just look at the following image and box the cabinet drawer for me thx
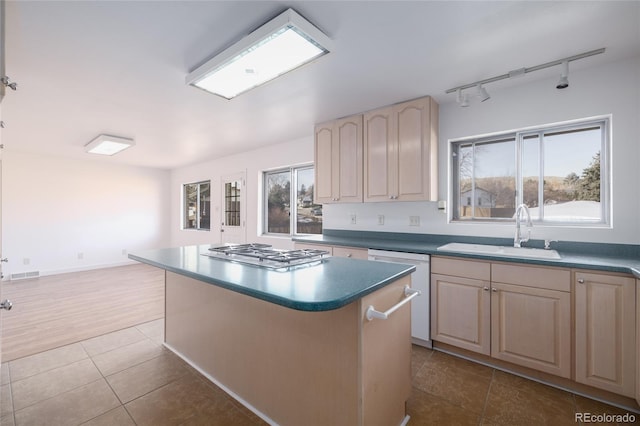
[294,243,333,255]
[333,246,368,260]
[431,256,490,281]
[491,263,570,292]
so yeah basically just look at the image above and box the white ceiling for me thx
[3,1,639,170]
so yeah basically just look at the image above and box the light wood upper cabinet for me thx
[314,114,363,204]
[575,271,636,397]
[364,96,438,202]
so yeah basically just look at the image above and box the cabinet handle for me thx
[577,279,585,284]
[366,286,420,321]
[483,287,489,291]
[491,288,497,292]
[346,253,352,258]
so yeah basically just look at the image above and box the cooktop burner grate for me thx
[202,243,330,269]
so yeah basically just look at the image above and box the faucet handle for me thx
[544,240,558,250]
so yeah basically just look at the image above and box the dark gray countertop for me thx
[128,245,416,312]
[293,230,640,279]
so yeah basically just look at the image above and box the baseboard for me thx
[3,259,139,281]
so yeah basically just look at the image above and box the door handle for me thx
[0,258,8,263]
[0,299,12,310]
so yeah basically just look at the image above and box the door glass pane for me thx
[224,181,241,227]
[522,134,540,220]
[184,184,197,229]
[295,167,322,235]
[542,127,601,222]
[473,139,516,218]
[266,171,291,234]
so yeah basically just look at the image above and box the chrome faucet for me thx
[514,204,532,248]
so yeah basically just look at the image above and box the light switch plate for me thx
[378,215,384,225]
[350,214,357,224]
[409,216,420,226]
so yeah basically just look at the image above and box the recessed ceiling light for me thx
[186,8,332,100]
[85,134,135,156]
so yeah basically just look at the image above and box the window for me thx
[451,117,609,225]
[183,181,210,230]
[264,165,322,235]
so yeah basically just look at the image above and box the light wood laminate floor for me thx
[1,264,164,361]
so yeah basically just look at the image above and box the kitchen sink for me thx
[437,242,561,260]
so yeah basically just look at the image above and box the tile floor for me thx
[1,320,637,425]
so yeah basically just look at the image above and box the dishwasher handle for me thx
[365,285,421,321]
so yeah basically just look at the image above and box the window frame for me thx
[182,180,211,231]
[449,116,610,227]
[263,164,322,237]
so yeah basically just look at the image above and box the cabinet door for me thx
[491,282,570,378]
[364,106,395,202]
[431,273,490,355]
[575,272,636,397]
[314,122,335,204]
[394,97,438,201]
[335,115,363,203]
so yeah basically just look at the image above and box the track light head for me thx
[476,84,490,102]
[460,93,470,107]
[556,61,569,89]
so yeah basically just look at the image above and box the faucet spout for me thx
[514,204,532,248]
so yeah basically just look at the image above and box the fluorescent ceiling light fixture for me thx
[85,134,134,156]
[186,8,332,99]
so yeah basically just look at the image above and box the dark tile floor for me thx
[1,320,637,425]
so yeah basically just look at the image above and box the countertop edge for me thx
[293,235,640,279]
[128,252,416,312]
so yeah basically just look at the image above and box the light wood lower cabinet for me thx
[575,271,636,398]
[431,257,491,355]
[431,256,571,378]
[491,282,570,378]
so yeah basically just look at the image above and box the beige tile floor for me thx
[1,320,638,425]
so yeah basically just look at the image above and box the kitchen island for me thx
[129,245,417,426]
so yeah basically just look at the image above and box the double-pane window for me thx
[183,181,211,230]
[264,165,322,235]
[451,118,609,225]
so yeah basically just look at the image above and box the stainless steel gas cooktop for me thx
[202,243,330,269]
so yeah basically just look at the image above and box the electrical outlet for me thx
[122,249,127,256]
[23,258,30,265]
[378,215,385,225]
[77,252,84,260]
[409,216,420,226]
[350,214,357,225]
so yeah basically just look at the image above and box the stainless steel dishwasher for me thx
[367,249,431,348]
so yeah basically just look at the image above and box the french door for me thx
[220,172,246,244]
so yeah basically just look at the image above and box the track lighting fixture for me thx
[556,61,569,89]
[446,48,604,106]
[0,76,17,91]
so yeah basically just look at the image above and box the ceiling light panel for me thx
[186,8,332,99]
[85,134,135,156]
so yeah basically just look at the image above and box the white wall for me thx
[325,56,640,245]
[2,150,171,277]
[170,137,313,249]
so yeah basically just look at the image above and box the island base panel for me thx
[165,271,412,425]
